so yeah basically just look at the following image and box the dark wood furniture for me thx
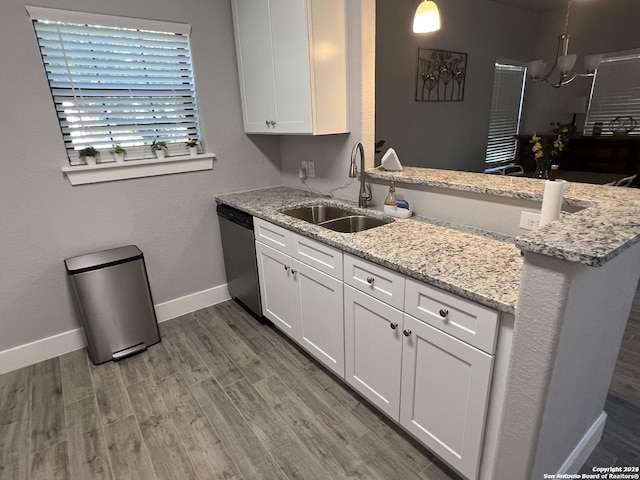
[516,135,640,186]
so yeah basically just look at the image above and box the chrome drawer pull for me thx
[439,308,449,318]
[284,265,290,272]
[403,329,412,337]
[366,276,375,284]
[390,322,398,330]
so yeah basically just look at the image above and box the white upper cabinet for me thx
[231,0,349,134]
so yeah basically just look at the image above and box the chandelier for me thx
[527,0,602,88]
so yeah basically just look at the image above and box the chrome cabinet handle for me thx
[403,329,412,337]
[266,120,270,126]
[284,265,290,272]
[271,121,276,126]
[366,276,375,284]
[291,269,297,275]
[390,322,398,330]
[439,308,449,318]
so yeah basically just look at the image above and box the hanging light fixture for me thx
[413,0,441,33]
[527,0,602,88]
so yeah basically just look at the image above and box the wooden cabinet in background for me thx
[516,135,640,181]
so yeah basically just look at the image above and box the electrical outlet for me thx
[307,161,316,178]
[520,211,541,230]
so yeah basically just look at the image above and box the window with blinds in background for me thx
[28,7,201,165]
[585,50,640,135]
[485,63,527,167]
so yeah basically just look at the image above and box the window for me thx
[585,49,640,135]
[485,62,527,167]
[27,6,201,165]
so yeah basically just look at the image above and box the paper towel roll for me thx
[540,180,566,227]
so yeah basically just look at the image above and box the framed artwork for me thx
[416,48,467,102]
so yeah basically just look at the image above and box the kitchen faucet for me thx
[349,142,372,208]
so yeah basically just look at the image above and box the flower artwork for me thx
[415,48,467,102]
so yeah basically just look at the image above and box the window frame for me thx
[26,6,213,185]
[584,48,640,136]
[484,61,527,168]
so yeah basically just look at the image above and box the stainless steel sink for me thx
[281,205,352,224]
[281,205,392,233]
[315,215,391,233]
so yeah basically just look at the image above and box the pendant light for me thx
[413,0,441,33]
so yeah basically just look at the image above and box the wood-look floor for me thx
[1,283,639,480]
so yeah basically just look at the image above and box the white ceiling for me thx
[490,0,568,12]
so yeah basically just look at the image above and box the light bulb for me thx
[413,1,441,33]
[558,54,577,74]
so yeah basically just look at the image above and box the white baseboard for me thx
[0,284,230,375]
[556,411,607,475]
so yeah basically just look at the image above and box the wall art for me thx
[416,48,467,102]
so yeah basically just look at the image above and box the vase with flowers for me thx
[530,124,570,179]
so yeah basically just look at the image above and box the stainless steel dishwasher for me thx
[217,203,263,319]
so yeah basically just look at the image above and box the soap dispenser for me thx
[384,182,397,210]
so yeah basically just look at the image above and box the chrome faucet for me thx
[349,142,372,208]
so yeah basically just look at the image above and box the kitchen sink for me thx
[281,205,353,224]
[281,205,392,233]
[319,215,391,233]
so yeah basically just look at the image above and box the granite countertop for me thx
[216,186,523,314]
[368,167,640,267]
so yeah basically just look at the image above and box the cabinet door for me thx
[400,314,493,480]
[255,241,300,337]
[269,0,313,133]
[293,259,344,376]
[231,0,276,133]
[344,285,403,420]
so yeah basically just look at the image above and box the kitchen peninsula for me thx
[216,167,640,480]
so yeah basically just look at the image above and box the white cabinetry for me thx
[231,0,349,135]
[400,314,493,480]
[254,218,344,376]
[344,255,496,480]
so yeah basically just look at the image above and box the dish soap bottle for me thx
[384,181,397,210]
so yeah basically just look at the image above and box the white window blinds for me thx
[485,63,527,166]
[27,7,201,164]
[585,50,640,135]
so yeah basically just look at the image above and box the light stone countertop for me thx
[216,186,523,314]
[368,167,640,267]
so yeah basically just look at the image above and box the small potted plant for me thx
[109,144,127,164]
[186,138,200,156]
[151,139,168,159]
[79,146,100,166]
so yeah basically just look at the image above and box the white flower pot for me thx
[84,156,97,166]
[188,146,198,156]
[112,152,125,164]
[154,149,166,160]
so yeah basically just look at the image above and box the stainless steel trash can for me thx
[65,245,160,365]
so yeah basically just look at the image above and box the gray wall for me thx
[0,0,282,352]
[375,0,537,172]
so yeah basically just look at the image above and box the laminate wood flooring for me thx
[2,283,639,480]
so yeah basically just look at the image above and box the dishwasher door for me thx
[217,204,263,318]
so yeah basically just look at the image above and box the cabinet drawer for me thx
[404,278,499,354]
[254,217,291,253]
[291,232,343,280]
[344,254,405,310]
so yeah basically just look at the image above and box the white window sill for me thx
[61,153,215,185]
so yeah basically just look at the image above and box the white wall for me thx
[0,0,282,353]
[375,0,537,172]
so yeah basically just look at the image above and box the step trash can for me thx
[64,245,160,365]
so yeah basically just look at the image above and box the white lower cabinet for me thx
[344,284,403,420]
[400,314,493,480]
[255,239,344,376]
[254,218,495,480]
